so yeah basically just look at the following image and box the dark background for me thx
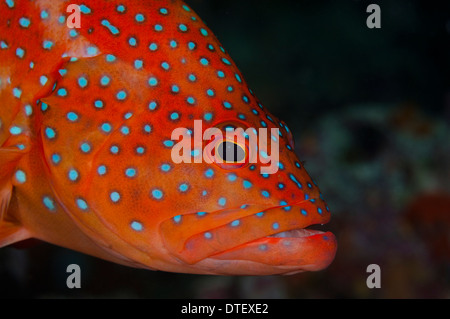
[1,0,449,298]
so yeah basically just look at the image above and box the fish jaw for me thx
[159,197,337,275]
[205,231,337,275]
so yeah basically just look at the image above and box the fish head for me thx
[38,0,336,275]
[156,92,337,275]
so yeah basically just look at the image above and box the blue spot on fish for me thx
[131,221,143,231]
[43,196,56,212]
[76,198,89,211]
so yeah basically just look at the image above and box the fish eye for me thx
[204,120,250,170]
[216,141,246,163]
[210,139,248,169]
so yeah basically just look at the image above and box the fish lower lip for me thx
[207,230,337,275]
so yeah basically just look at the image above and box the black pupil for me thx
[218,142,245,162]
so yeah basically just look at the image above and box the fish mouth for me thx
[159,198,336,275]
[206,227,336,275]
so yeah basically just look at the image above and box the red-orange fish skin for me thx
[0,0,337,275]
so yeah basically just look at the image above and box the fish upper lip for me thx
[236,197,331,237]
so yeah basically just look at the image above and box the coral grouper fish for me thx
[0,0,336,275]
